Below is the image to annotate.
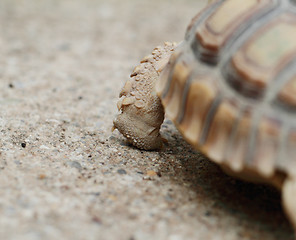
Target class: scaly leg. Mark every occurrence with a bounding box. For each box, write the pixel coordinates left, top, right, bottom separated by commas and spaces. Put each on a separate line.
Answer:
113, 42, 177, 150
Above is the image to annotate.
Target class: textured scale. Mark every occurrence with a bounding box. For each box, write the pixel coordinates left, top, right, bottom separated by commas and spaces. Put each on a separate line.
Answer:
114, 0, 296, 232
113, 42, 177, 150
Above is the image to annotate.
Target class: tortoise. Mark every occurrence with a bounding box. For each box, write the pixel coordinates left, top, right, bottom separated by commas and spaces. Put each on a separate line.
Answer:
113, 0, 296, 232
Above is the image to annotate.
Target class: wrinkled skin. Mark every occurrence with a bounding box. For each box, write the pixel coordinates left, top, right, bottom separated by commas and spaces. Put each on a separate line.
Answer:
113, 42, 176, 150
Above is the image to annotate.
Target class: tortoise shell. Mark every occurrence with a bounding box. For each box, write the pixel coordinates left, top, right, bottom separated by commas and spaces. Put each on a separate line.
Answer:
113, 0, 296, 231
157, 0, 296, 179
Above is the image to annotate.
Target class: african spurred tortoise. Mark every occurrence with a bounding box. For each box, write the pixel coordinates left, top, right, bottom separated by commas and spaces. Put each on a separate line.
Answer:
113, 0, 296, 232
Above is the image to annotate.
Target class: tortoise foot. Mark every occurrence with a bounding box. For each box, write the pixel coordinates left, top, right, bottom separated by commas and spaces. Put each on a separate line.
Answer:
113, 42, 177, 150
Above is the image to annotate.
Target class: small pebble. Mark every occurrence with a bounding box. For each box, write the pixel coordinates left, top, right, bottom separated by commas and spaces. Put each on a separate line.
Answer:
108, 195, 117, 201
205, 211, 212, 217
165, 194, 173, 202
38, 174, 46, 179
68, 161, 82, 170
146, 170, 157, 177
92, 216, 102, 224
117, 169, 127, 175
21, 143, 26, 148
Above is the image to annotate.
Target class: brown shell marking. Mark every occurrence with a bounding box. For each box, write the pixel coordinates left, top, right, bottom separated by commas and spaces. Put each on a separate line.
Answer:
186, 0, 217, 37
253, 117, 280, 176
156, 44, 222, 149
201, 101, 279, 178
161, 61, 192, 121
157, 49, 237, 162
278, 76, 296, 108
202, 100, 240, 164
195, 0, 275, 59
157, 44, 282, 178
178, 77, 217, 146
225, 110, 251, 172
113, 42, 177, 150
232, 13, 296, 89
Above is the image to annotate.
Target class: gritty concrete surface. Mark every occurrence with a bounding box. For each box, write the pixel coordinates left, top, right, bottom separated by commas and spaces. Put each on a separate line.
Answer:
0, 0, 294, 239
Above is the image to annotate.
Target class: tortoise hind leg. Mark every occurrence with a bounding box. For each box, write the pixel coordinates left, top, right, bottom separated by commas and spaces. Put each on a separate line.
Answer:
113, 42, 177, 150
282, 177, 296, 233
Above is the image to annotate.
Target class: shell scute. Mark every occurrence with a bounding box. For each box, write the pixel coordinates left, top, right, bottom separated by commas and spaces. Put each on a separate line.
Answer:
194, 0, 276, 63
252, 117, 280, 177
156, 48, 182, 97
226, 110, 251, 172
161, 60, 192, 121
278, 76, 296, 108
202, 100, 240, 163
178, 76, 218, 146
232, 14, 296, 90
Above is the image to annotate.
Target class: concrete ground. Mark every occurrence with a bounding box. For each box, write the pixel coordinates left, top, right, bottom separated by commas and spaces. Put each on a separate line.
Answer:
0, 0, 294, 239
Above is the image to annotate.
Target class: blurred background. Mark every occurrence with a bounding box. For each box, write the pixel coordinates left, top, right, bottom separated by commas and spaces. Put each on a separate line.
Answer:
0, 0, 294, 239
